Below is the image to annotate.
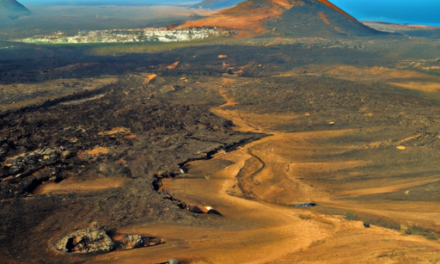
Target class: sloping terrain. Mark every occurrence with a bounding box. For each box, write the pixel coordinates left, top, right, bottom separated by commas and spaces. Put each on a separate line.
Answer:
181, 0, 381, 37
181, 0, 302, 37
2, 0, 440, 261
1, 37, 440, 263
0, 71, 263, 263
0, 0, 30, 21
364, 21, 440, 38
265, 0, 380, 37
190, 0, 245, 10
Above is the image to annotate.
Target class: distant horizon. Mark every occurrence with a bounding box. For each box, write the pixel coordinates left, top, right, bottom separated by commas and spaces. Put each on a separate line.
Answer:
18, 0, 440, 27
20, 0, 199, 6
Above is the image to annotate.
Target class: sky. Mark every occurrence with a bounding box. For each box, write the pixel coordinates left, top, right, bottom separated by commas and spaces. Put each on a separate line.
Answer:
332, 0, 440, 26
19, 0, 440, 26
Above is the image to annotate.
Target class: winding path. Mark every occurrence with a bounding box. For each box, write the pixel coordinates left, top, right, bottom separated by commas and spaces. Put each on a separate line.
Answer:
91, 78, 440, 263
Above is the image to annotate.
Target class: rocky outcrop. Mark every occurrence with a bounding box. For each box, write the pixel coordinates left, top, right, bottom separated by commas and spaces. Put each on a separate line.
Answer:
154, 259, 181, 264
55, 226, 114, 254
54, 222, 167, 255
3, 147, 62, 177
0, 146, 73, 198
294, 202, 316, 208
120, 234, 165, 250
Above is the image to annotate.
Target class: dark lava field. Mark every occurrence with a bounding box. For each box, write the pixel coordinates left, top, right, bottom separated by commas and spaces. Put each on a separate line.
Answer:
1, 26, 440, 263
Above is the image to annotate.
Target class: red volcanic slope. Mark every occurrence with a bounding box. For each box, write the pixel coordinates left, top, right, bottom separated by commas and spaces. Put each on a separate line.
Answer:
316, 0, 356, 20
180, 0, 374, 37
181, 0, 298, 37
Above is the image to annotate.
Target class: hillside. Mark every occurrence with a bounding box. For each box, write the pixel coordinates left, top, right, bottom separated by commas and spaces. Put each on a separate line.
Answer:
0, 0, 31, 21
181, 0, 381, 38
266, 0, 380, 37
191, 0, 245, 10
363, 21, 440, 38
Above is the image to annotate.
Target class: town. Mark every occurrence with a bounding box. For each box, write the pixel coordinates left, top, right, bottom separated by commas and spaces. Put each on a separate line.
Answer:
20, 27, 236, 44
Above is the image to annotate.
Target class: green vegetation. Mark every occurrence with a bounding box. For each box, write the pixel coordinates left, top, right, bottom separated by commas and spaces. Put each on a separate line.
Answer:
89, 39, 216, 55
298, 214, 313, 220
343, 210, 440, 240
344, 211, 398, 231
404, 226, 440, 241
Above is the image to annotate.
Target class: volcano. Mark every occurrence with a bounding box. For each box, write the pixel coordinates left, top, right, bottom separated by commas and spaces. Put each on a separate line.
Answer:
181, 0, 380, 37
0, 0, 31, 21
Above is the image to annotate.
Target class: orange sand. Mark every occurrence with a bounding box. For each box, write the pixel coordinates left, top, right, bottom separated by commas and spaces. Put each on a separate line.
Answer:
167, 61, 180, 69
86, 147, 109, 156
33, 177, 129, 195
143, 74, 157, 84
88, 80, 440, 263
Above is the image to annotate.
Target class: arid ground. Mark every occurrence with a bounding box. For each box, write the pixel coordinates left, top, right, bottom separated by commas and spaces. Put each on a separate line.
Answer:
1, 35, 440, 263
2, 1, 440, 262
